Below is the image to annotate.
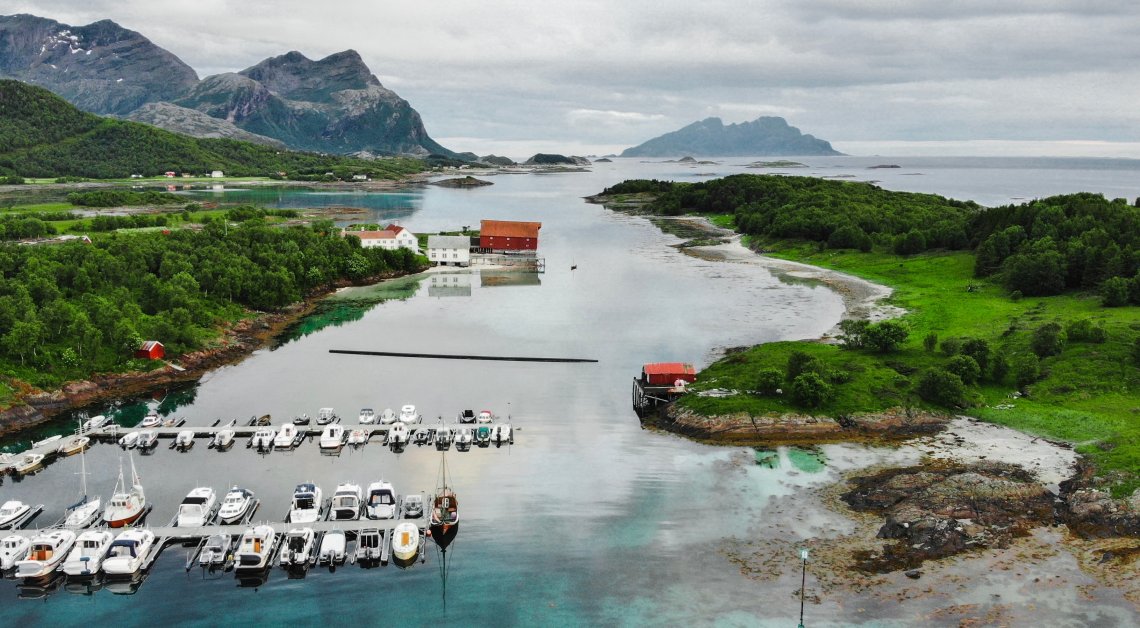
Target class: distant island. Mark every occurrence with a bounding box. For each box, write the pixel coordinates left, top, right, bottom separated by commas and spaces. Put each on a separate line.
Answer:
621, 116, 842, 158
430, 176, 493, 188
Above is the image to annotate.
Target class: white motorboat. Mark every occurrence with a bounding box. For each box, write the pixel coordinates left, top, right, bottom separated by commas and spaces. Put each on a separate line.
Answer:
365, 481, 398, 520
358, 408, 376, 424
347, 429, 369, 446
278, 527, 315, 567
119, 431, 140, 448
217, 487, 256, 525
475, 425, 492, 447
81, 415, 111, 432
15, 529, 77, 579
330, 483, 362, 521
31, 434, 62, 449
355, 528, 381, 562
318, 529, 346, 565
476, 409, 495, 424
402, 494, 424, 519
176, 487, 217, 527
102, 529, 155, 576
64, 447, 101, 529
62, 529, 114, 577
412, 428, 432, 446
13, 453, 45, 475
457, 409, 476, 423
137, 413, 161, 429
137, 429, 158, 449
399, 404, 421, 424
391, 522, 420, 562
212, 427, 236, 449
288, 483, 322, 524
435, 426, 453, 450
319, 424, 345, 450
379, 408, 398, 425
175, 430, 195, 450
274, 424, 299, 449
1, 534, 30, 570
198, 534, 231, 567
493, 423, 513, 445
250, 427, 275, 450
388, 422, 409, 446
316, 407, 338, 425
455, 427, 474, 450
57, 435, 89, 456
103, 455, 146, 528
235, 524, 277, 571
0, 500, 31, 528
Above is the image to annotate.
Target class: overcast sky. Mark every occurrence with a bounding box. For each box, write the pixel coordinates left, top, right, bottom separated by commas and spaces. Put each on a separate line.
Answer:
11, 1, 1140, 157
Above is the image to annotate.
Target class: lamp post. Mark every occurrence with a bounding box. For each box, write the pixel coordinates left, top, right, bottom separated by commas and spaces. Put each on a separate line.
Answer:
798, 548, 809, 628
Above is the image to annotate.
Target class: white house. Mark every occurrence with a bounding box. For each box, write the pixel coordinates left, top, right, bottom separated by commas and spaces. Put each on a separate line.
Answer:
426, 235, 472, 266
347, 224, 419, 253
210, 170, 224, 178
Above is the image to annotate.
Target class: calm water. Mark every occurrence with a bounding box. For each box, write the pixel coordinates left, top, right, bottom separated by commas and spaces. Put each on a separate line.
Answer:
4, 157, 1140, 626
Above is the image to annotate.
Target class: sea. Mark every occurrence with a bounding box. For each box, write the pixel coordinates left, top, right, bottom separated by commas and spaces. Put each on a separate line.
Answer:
2, 156, 1140, 626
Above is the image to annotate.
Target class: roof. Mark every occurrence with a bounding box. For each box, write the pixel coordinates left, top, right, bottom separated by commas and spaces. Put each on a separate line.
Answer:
139, 340, 163, 350
385, 224, 407, 234
480, 220, 542, 239
428, 235, 472, 248
642, 362, 696, 376
353, 230, 397, 240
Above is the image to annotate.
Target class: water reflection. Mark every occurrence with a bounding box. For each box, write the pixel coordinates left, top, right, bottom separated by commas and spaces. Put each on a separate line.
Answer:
754, 447, 828, 473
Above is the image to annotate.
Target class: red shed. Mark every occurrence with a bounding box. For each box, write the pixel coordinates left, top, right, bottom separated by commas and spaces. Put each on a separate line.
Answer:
135, 340, 165, 360
479, 220, 541, 252
641, 362, 697, 386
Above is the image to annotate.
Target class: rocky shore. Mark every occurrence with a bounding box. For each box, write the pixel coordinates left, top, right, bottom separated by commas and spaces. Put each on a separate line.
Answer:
656, 405, 949, 445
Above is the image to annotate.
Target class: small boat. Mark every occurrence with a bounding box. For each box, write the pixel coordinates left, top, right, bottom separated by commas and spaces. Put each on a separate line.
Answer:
136, 430, 158, 450
358, 408, 376, 424
292, 414, 311, 426
102, 529, 155, 576
316, 408, 338, 425
412, 427, 432, 446
217, 487, 256, 525
14, 453, 45, 475
250, 427, 275, 450
402, 494, 424, 519
64, 447, 101, 529
175, 430, 195, 450
319, 424, 345, 450
399, 405, 421, 424
81, 415, 111, 432
251, 414, 272, 426
176, 487, 217, 528
430, 453, 459, 550
16, 529, 77, 579
493, 423, 513, 446
0, 500, 31, 528
365, 481, 398, 520
137, 413, 161, 429
355, 528, 381, 562
199, 533, 231, 567
1, 534, 31, 570
458, 409, 476, 423
476, 410, 495, 424
379, 408, 398, 425
62, 530, 114, 577
288, 483, 322, 524
119, 431, 140, 448
212, 427, 236, 449
103, 455, 145, 528
318, 529, 346, 565
390, 522, 420, 563
347, 429, 369, 446
235, 525, 277, 572
455, 427, 473, 450
279, 527, 315, 568
475, 425, 492, 447
330, 483, 362, 521
435, 426, 453, 450
57, 435, 90, 456
388, 422, 409, 446
32, 434, 63, 449
273, 424, 299, 449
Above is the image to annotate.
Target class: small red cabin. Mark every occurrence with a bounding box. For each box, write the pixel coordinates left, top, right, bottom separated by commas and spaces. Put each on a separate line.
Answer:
479, 219, 541, 252
641, 362, 697, 386
135, 340, 165, 360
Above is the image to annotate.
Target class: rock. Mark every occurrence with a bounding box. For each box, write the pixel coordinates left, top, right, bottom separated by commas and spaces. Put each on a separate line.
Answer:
430, 176, 493, 188
905, 569, 922, 579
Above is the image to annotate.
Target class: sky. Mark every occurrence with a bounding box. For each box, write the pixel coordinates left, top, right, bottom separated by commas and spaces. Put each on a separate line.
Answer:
10, 1, 1140, 158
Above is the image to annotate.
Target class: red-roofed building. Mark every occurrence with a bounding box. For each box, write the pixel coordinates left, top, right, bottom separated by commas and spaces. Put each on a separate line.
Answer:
135, 340, 165, 360
479, 220, 541, 253
344, 225, 418, 252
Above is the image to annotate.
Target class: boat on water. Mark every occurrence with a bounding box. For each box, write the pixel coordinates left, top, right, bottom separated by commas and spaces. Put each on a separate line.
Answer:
175, 430, 195, 450
13, 453, 45, 475
347, 429, 369, 446
288, 483, 322, 524
388, 422, 409, 446
274, 424, 299, 449
475, 425, 492, 447
176, 487, 217, 527
435, 426, 453, 450
1, 534, 31, 570
278, 527, 315, 568
476, 409, 495, 424
458, 409, 476, 424
399, 404, 421, 424
217, 487, 256, 525
365, 481, 398, 520
355, 528, 381, 562
330, 483, 362, 521
119, 431, 140, 449
137, 413, 161, 429
212, 426, 236, 450
16, 529, 77, 579
81, 415, 111, 432
358, 408, 376, 424
430, 453, 459, 550
250, 427, 275, 450
319, 424, 345, 450
402, 494, 424, 519
318, 529, 346, 565
0, 501, 31, 529
61, 530, 114, 577
316, 408, 339, 425
292, 414, 311, 426
235, 525, 277, 572
455, 427, 473, 450
391, 522, 420, 564
32, 434, 62, 449
379, 408, 398, 425
103, 455, 145, 528
64, 447, 101, 529
102, 529, 155, 576
199, 533, 232, 568
57, 435, 89, 456
136, 429, 158, 450
493, 423, 513, 446
412, 427, 432, 446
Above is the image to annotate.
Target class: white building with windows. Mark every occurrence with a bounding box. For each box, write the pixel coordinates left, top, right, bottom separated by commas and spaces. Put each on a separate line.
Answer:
426, 235, 472, 266
346, 224, 419, 253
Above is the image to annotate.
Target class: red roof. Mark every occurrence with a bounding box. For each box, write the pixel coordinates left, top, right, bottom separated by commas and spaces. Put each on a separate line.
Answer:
480, 220, 541, 239
385, 224, 405, 234
139, 340, 164, 351
354, 230, 397, 240
643, 362, 696, 376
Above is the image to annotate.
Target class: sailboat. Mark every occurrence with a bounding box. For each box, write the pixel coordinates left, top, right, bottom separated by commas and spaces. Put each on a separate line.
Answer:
64, 445, 101, 529
429, 453, 459, 550
103, 454, 146, 528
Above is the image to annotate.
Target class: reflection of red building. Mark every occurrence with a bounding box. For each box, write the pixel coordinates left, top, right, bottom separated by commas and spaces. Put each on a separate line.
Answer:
135, 340, 165, 360
479, 220, 541, 253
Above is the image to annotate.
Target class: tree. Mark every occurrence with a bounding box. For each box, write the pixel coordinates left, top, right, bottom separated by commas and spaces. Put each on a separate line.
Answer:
755, 368, 783, 395
786, 351, 825, 381
1065, 319, 1107, 343
990, 352, 1010, 384
864, 320, 909, 353
1030, 322, 1066, 358
1003, 237, 1067, 296
946, 354, 981, 384
790, 372, 832, 408
940, 337, 962, 356
893, 229, 927, 255
960, 338, 991, 373
923, 332, 938, 353
915, 368, 966, 407
1013, 353, 1041, 388
838, 320, 870, 349
1101, 276, 1130, 307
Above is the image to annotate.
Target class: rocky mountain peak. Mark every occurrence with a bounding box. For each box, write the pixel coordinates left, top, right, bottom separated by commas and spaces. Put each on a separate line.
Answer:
239, 49, 379, 102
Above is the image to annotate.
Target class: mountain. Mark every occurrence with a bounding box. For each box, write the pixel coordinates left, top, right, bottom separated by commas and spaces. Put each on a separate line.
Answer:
620, 117, 841, 158
0, 14, 198, 115
0, 14, 452, 157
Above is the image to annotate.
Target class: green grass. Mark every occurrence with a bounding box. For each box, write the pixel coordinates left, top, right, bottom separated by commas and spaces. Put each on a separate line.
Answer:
682, 241, 1140, 495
